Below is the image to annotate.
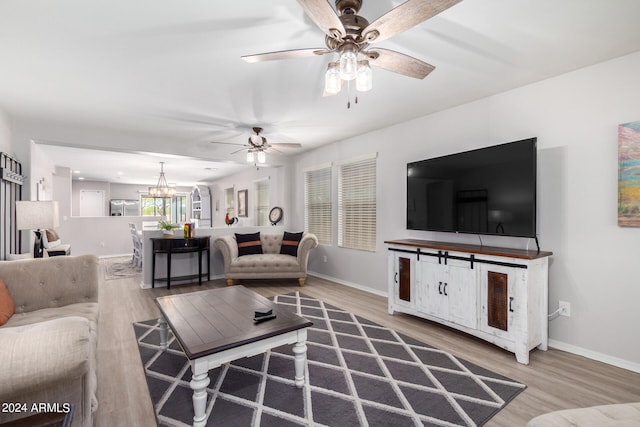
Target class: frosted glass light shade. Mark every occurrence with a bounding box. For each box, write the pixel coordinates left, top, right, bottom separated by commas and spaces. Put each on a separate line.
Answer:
247, 151, 255, 162
257, 151, 266, 164
325, 62, 341, 94
356, 60, 372, 92
339, 45, 357, 81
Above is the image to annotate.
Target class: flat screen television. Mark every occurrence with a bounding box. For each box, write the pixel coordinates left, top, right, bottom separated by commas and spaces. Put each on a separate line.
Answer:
407, 138, 537, 238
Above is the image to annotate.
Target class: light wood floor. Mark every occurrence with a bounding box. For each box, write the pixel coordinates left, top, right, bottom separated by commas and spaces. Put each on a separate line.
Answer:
95, 271, 640, 427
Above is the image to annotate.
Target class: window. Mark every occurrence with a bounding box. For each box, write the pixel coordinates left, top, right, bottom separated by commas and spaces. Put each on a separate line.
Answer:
338, 153, 377, 251
225, 187, 235, 217
304, 164, 332, 244
141, 195, 187, 223
255, 179, 270, 226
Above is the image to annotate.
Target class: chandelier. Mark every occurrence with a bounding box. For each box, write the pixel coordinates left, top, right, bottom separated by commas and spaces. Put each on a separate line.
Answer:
149, 162, 176, 197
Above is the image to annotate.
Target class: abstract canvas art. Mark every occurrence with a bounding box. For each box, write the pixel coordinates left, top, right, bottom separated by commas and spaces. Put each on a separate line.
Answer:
618, 121, 640, 226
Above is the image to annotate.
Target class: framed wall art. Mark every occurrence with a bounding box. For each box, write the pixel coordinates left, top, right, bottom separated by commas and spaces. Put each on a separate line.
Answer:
618, 120, 640, 227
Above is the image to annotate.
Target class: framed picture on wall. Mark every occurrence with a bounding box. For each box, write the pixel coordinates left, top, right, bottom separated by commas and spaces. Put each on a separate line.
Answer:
238, 189, 248, 217
619, 120, 640, 227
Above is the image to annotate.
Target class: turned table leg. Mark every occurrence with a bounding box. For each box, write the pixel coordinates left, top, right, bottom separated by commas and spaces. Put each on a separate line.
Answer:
157, 316, 169, 350
190, 371, 210, 427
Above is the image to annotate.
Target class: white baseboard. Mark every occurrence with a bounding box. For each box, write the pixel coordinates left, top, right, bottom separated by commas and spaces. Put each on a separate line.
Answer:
308, 271, 388, 298
548, 340, 640, 373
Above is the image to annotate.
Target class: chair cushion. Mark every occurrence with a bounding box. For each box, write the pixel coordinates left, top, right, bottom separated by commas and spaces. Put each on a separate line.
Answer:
235, 232, 263, 256
280, 231, 304, 257
0, 279, 15, 326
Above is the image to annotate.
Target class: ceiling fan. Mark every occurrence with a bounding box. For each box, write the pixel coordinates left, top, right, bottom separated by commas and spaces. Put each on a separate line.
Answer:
212, 127, 302, 164
242, 0, 462, 97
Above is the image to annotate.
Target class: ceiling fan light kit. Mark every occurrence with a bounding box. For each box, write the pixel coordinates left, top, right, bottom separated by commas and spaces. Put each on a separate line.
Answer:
242, 0, 463, 102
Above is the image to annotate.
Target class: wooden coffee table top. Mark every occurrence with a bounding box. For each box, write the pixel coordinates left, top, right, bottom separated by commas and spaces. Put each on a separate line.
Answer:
155, 286, 313, 359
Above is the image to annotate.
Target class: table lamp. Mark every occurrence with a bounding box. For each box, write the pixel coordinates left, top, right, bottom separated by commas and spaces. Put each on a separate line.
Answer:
16, 200, 60, 258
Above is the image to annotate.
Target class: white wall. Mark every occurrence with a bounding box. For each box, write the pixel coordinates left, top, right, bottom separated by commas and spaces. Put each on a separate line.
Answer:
206, 163, 290, 228
0, 109, 11, 154
292, 51, 640, 371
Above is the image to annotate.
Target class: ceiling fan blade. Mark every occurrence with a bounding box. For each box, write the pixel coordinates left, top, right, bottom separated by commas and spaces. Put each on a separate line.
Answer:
270, 143, 303, 148
362, 0, 462, 44
297, 0, 346, 40
242, 48, 330, 63
366, 48, 435, 79
230, 147, 250, 154
208, 141, 247, 146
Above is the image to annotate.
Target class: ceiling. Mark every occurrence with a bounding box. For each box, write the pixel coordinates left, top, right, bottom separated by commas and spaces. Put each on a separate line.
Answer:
1, 0, 640, 185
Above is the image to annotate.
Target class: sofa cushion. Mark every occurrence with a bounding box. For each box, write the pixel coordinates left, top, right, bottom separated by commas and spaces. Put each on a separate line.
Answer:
0, 316, 93, 400
0, 279, 15, 326
4, 302, 99, 332
228, 254, 301, 274
280, 231, 304, 257
236, 232, 263, 256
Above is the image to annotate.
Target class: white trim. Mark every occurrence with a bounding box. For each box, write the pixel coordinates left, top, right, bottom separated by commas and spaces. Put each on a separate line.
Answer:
307, 271, 387, 298
303, 162, 332, 173
548, 339, 640, 373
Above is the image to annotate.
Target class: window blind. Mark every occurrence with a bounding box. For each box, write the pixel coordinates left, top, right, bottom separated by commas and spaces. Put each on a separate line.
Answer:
255, 179, 270, 226
304, 165, 332, 244
338, 154, 377, 252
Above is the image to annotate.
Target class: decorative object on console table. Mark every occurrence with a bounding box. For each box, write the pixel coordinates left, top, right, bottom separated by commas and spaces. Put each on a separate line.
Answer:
385, 239, 552, 365
158, 219, 180, 238
16, 200, 59, 258
237, 189, 248, 217
618, 120, 640, 227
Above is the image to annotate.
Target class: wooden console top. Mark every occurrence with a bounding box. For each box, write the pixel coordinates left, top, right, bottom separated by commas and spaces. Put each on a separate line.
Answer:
384, 239, 552, 260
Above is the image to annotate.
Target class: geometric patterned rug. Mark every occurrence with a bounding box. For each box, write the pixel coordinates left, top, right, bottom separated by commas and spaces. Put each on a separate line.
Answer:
133, 292, 526, 426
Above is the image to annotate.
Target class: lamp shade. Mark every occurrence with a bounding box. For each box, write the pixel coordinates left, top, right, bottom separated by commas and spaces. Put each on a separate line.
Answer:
16, 200, 60, 230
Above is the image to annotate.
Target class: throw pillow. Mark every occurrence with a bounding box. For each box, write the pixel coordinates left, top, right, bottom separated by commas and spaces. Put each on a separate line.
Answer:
280, 231, 304, 257
46, 229, 60, 242
235, 232, 263, 256
0, 279, 16, 327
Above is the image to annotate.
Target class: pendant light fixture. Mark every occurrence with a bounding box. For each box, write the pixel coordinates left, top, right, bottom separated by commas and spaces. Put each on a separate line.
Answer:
148, 162, 176, 197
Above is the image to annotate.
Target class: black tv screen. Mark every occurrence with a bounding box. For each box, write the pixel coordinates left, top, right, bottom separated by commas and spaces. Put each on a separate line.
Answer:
407, 138, 537, 237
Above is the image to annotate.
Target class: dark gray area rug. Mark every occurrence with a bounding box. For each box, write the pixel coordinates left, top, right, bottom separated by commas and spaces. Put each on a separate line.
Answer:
133, 292, 525, 426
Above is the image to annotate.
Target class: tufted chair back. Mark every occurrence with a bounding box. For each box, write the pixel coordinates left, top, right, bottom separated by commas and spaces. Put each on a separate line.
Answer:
260, 233, 283, 254
0, 255, 98, 315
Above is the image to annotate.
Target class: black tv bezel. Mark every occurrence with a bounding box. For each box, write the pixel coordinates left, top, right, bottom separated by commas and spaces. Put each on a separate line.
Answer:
406, 137, 537, 238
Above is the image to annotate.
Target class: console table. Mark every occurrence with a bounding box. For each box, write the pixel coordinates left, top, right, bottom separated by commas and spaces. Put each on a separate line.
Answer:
151, 236, 210, 289
385, 239, 552, 364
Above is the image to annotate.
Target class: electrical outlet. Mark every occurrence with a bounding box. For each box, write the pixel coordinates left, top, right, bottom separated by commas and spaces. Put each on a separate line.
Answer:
559, 300, 571, 317
323, 255, 328, 263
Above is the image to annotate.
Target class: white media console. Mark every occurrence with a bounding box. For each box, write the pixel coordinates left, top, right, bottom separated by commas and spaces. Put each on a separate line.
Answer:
386, 239, 552, 364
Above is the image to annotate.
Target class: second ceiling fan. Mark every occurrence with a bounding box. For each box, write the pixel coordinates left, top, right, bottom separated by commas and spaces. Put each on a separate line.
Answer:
242, 0, 462, 96
224, 127, 302, 164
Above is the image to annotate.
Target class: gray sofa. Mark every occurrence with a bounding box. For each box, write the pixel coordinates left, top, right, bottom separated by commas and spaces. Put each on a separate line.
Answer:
0, 255, 99, 427
214, 232, 318, 286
